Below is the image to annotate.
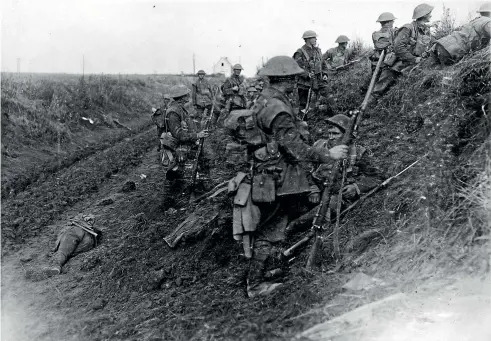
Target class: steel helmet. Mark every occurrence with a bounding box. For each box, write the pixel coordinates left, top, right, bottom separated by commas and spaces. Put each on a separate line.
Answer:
163, 94, 171, 100
325, 114, 351, 133
412, 3, 434, 19
83, 214, 95, 224
335, 35, 350, 43
376, 12, 397, 22
197, 70, 206, 75
302, 30, 317, 39
232, 64, 243, 70
247, 86, 257, 92
257, 56, 303, 77
478, 3, 491, 13
169, 85, 190, 99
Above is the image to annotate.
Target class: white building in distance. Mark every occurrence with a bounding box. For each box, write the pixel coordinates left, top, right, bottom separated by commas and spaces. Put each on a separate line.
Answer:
212, 57, 233, 77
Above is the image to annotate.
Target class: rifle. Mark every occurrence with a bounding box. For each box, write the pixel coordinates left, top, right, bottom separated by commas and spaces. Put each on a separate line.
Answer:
333, 51, 371, 71
189, 88, 218, 200
191, 83, 198, 107
305, 50, 386, 270
284, 150, 423, 260
301, 87, 313, 121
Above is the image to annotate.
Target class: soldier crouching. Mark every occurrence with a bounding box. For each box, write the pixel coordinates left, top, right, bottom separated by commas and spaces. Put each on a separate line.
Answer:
224, 56, 349, 298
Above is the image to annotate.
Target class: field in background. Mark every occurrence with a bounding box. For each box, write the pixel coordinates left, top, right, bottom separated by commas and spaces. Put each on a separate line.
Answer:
0, 72, 224, 198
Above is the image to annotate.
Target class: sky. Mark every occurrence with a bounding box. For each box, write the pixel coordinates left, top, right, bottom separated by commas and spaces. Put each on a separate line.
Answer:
1, 0, 484, 76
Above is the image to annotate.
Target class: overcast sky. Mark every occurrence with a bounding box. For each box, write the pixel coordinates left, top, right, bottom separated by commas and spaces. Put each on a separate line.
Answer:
1, 0, 483, 76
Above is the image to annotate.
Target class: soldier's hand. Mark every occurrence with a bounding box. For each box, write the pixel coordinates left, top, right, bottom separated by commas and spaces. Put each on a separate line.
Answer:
308, 72, 315, 79
342, 184, 357, 199
232, 86, 239, 91
197, 130, 209, 139
308, 192, 320, 204
328, 145, 349, 160
415, 57, 422, 64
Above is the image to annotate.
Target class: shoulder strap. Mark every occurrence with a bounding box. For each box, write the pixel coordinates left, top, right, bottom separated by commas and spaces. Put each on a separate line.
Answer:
300, 47, 311, 61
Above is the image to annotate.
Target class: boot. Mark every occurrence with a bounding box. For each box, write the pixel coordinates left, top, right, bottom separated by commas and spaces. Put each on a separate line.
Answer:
42, 265, 61, 277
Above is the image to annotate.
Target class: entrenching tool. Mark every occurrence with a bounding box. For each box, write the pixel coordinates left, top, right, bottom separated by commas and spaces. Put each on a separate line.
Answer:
305, 50, 386, 271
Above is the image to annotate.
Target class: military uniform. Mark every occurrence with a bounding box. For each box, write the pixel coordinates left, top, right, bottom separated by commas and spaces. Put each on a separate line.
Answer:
323, 46, 355, 70
224, 56, 348, 297
192, 77, 213, 117
42, 214, 101, 277
370, 13, 399, 99
293, 44, 329, 111
393, 23, 433, 72
152, 98, 172, 150
222, 74, 247, 113
310, 140, 383, 209
434, 16, 491, 65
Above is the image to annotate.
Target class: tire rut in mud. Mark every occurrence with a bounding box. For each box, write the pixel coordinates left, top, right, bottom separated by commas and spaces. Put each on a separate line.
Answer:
1, 127, 156, 252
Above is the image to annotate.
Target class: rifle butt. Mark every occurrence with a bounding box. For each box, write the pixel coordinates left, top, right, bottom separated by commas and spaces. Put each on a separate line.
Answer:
306, 236, 322, 270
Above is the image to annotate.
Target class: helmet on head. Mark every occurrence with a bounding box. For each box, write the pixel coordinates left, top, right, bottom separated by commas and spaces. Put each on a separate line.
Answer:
197, 70, 206, 75
302, 30, 317, 39
478, 3, 491, 13
247, 86, 257, 92
232, 64, 243, 70
335, 35, 350, 43
325, 114, 351, 133
169, 85, 190, 99
163, 94, 171, 100
412, 3, 434, 19
257, 56, 303, 77
376, 12, 397, 22
83, 214, 95, 224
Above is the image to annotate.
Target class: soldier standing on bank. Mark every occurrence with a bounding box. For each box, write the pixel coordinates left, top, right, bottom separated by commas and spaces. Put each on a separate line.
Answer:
323, 35, 356, 70
393, 3, 434, 72
160, 85, 210, 184
192, 70, 214, 121
224, 56, 348, 297
221, 64, 247, 115
293, 30, 330, 113
368, 12, 399, 104
152, 94, 172, 151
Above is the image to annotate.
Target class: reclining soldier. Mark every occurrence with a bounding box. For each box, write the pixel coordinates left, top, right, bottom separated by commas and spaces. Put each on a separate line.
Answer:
42, 214, 102, 277
308, 114, 384, 212
160, 85, 210, 179
224, 56, 349, 298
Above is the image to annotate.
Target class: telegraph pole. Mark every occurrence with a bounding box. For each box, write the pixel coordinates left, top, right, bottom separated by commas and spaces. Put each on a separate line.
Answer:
193, 53, 196, 75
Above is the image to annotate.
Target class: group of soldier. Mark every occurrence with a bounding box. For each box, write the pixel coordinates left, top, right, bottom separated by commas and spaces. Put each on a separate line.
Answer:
149, 2, 490, 297
32, 3, 489, 297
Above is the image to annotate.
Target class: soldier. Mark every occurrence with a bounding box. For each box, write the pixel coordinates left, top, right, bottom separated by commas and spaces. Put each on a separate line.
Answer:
246, 86, 258, 108
323, 35, 356, 70
152, 94, 172, 151
192, 70, 214, 120
221, 64, 247, 115
42, 214, 102, 277
432, 3, 491, 65
393, 3, 434, 72
369, 12, 399, 103
293, 30, 329, 112
308, 114, 384, 210
161, 85, 209, 183
224, 56, 348, 297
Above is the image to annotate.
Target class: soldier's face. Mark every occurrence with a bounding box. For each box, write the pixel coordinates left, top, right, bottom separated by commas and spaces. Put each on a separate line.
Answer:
198, 74, 204, 79
339, 42, 348, 49
306, 37, 317, 46
234, 69, 241, 76
328, 127, 343, 144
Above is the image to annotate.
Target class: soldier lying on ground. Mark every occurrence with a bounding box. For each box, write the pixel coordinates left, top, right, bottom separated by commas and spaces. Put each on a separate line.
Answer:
432, 3, 490, 65
42, 214, 102, 277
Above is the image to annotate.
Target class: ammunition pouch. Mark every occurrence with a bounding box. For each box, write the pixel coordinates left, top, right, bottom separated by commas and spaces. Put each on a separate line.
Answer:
383, 51, 397, 66
252, 172, 276, 203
